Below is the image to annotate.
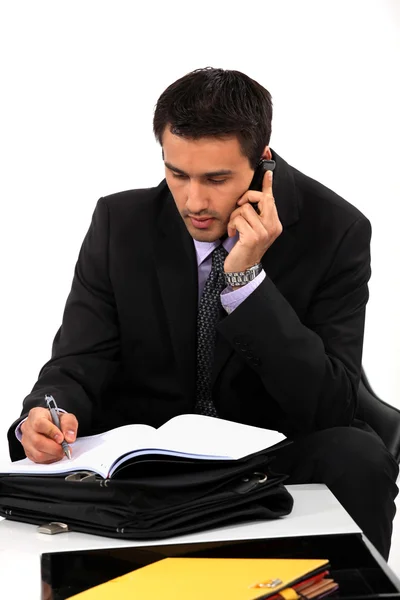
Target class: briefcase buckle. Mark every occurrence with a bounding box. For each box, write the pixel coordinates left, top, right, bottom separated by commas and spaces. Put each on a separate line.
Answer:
37, 521, 69, 535
236, 472, 268, 494
65, 471, 98, 482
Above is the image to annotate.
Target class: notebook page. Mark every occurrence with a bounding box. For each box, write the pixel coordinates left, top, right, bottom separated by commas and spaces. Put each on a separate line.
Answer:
0, 423, 157, 478
156, 414, 286, 459
109, 415, 286, 475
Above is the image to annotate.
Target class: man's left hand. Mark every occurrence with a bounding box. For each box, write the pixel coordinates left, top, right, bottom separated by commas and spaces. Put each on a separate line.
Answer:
224, 170, 283, 273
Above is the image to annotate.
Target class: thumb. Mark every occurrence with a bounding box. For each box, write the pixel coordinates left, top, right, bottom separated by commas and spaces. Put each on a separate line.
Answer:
59, 413, 78, 443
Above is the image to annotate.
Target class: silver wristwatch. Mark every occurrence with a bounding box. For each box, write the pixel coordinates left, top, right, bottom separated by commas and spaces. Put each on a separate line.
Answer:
224, 263, 263, 287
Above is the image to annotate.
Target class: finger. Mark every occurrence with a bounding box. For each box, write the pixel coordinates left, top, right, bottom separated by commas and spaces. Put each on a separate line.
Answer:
240, 202, 267, 229
33, 416, 64, 443
229, 203, 267, 236
262, 168, 274, 194
237, 190, 262, 207
237, 191, 274, 217
29, 430, 65, 454
60, 413, 78, 443
23, 433, 65, 463
227, 221, 236, 237
237, 198, 261, 213
228, 205, 253, 237
237, 170, 274, 208
227, 207, 242, 237
228, 214, 258, 240
229, 202, 262, 222
26, 445, 64, 464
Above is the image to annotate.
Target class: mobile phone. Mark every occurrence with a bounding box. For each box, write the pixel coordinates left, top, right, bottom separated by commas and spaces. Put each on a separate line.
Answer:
248, 159, 276, 214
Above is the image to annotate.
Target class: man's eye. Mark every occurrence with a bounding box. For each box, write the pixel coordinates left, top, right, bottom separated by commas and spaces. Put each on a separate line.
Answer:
208, 179, 226, 185
171, 173, 226, 185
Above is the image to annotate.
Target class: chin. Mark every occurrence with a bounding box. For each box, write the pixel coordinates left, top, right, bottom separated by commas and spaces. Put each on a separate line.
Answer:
192, 233, 220, 242
188, 226, 225, 243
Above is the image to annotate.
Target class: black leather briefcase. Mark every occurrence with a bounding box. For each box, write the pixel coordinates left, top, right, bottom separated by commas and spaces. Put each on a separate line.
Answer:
0, 451, 293, 539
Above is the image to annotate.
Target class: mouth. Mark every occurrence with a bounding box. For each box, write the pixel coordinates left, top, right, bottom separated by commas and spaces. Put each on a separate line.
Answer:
188, 216, 215, 229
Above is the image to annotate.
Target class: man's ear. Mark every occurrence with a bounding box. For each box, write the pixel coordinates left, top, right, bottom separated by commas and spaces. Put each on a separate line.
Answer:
260, 146, 272, 161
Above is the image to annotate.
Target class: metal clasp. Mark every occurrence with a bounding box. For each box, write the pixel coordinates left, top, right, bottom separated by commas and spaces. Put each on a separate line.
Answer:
65, 471, 98, 482
37, 522, 69, 535
236, 472, 268, 494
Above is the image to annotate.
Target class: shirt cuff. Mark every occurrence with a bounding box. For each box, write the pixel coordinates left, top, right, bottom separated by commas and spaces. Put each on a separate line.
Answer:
221, 269, 266, 314
15, 408, 67, 442
15, 418, 28, 442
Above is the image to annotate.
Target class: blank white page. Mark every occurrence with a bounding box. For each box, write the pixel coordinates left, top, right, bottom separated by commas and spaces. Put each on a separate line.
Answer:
156, 414, 286, 459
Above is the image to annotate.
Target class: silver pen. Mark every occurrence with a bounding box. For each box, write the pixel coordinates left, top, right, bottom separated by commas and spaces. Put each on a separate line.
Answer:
45, 394, 72, 460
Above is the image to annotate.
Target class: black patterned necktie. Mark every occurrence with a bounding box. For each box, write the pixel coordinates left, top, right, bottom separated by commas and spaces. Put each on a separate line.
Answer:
195, 244, 228, 417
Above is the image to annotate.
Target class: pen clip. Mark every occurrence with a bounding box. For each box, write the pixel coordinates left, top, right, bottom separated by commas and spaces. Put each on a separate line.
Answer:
45, 394, 58, 412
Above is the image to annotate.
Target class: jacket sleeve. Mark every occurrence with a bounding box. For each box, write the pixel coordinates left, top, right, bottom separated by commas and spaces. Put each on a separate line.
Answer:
8, 198, 120, 460
217, 216, 371, 435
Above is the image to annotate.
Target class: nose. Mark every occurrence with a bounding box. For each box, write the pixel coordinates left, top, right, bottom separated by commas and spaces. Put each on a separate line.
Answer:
186, 180, 209, 215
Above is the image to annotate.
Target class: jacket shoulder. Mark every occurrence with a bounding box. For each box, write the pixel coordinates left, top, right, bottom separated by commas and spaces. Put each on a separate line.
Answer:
292, 166, 369, 226
99, 179, 169, 215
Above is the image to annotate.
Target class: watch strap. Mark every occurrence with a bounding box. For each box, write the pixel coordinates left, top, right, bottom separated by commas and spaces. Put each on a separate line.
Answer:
224, 263, 263, 287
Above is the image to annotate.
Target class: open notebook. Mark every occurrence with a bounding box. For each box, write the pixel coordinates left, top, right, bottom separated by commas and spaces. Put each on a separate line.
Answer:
1, 414, 286, 479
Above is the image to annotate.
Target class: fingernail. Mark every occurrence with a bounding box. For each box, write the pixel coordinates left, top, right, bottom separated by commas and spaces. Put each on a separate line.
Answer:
54, 434, 63, 443
66, 430, 76, 440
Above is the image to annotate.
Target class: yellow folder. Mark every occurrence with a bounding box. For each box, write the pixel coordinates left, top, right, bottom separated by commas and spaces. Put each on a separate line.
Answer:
68, 557, 330, 599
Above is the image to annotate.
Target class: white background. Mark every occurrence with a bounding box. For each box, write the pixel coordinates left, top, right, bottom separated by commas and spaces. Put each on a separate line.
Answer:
0, 0, 399, 568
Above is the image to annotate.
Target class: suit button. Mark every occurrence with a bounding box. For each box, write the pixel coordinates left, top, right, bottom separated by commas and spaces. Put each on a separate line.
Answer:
236, 342, 247, 351
234, 338, 249, 348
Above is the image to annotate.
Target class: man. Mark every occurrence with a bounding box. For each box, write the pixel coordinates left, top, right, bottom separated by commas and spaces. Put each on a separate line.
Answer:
8, 67, 398, 559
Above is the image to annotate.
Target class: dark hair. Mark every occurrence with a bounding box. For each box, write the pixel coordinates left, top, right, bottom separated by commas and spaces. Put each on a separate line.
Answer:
153, 67, 273, 170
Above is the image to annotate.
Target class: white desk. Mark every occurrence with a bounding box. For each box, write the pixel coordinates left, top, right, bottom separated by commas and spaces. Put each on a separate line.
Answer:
0, 484, 364, 598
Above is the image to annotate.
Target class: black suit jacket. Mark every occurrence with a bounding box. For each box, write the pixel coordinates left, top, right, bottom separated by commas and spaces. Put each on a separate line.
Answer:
8, 151, 371, 460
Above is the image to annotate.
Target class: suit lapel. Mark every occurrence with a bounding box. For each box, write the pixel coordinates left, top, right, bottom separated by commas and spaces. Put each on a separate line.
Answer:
153, 190, 198, 405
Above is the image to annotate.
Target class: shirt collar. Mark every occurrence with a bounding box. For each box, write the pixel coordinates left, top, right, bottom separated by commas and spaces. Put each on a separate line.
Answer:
193, 233, 238, 267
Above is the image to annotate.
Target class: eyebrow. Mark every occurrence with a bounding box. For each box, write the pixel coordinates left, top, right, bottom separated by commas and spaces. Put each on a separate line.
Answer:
164, 161, 234, 177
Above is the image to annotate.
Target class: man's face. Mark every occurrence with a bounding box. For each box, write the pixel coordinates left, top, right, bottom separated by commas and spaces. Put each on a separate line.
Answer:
162, 127, 255, 242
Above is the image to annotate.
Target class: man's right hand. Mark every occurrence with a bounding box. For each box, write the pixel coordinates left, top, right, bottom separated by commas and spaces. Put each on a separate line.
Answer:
20, 407, 78, 464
